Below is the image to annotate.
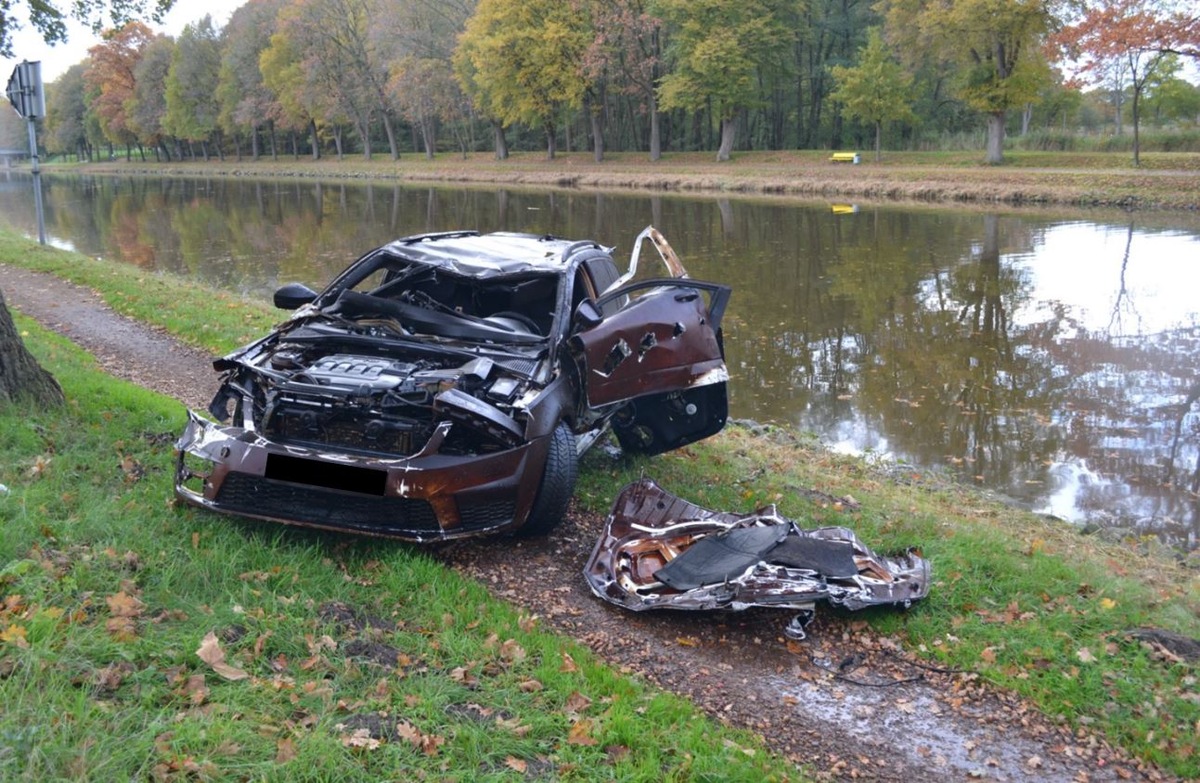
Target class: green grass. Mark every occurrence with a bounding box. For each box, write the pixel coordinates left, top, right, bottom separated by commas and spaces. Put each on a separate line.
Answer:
3, 230, 1199, 776
53, 148, 1200, 210
0, 317, 796, 782
577, 428, 1200, 775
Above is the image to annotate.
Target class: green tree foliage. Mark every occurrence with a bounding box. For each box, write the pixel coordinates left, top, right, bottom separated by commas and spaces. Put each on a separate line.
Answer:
455, 0, 591, 159
654, 0, 798, 161
216, 0, 286, 160
829, 28, 916, 160
163, 16, 220, 157
13, 0, 1200, 164
43, 63, 91, 158
1145, 68, 1200, 127
259, 29, 322, 159
881, 0, 1054, 164
0, 0, 173, 57
128, 34, 173, 159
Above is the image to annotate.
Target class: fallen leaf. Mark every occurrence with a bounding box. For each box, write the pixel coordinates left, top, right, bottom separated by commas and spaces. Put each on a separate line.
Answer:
196, 631, 250, 681
107, 591, 144, 618
499, 639, 525, 664
396, 721, 444, 756
1, 624, 29, 648
564, 691, 592, 718
1076, 647, 1097, 664
340, 728, 380, 750
560, 651, 578, 673
567, 718, 598, 746
275, 737, 297, 763
505, 757, 528, 773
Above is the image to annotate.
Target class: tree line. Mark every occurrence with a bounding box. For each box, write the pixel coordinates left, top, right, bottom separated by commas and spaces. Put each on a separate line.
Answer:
21, 0, 1200, 167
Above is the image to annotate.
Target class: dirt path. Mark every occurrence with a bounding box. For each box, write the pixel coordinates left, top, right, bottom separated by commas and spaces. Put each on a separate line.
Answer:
0, 265, 1170, 781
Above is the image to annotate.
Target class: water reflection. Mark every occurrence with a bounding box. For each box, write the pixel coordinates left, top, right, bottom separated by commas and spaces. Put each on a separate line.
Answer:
2, 172, 1198, 549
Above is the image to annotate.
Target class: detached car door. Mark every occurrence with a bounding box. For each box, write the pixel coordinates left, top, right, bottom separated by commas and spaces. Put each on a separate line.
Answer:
569, 279, 731, 455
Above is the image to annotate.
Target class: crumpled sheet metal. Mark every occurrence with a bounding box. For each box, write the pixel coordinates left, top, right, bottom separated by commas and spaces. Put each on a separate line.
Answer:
584, 478, 930, 616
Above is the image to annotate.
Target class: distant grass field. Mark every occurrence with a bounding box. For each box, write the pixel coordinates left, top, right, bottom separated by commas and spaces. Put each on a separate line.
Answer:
51, 148, 1200, 210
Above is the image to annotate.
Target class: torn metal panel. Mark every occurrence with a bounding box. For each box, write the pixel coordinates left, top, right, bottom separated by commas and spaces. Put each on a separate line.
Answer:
584, 478, 930, 619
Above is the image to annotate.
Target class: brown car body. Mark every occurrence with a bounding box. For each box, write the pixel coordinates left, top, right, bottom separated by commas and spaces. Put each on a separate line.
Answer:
175, 227, 730, 541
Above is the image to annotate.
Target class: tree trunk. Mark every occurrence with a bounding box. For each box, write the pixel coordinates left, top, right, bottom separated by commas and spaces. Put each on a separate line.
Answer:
358, 119, 372, 160
309, 120, 321, 161
251, 124, 260, 161
716, 115, 738, 162
0, 290, 65, 407
382, 113, 399, 161
493, 123, 509, 160
545, 124, 557, 160
875, 120, 882, 162
649, 96, 662, 162
1131, 85, 1142, 167
985, 112, 1005, 165
587, 94, 605, 163
333, 125, 344, 160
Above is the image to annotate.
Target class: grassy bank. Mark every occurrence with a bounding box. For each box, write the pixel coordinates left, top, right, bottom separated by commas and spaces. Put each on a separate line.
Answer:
2, 231, 1199, 777
62, 149, 1200, 211
0, 320, 793, 780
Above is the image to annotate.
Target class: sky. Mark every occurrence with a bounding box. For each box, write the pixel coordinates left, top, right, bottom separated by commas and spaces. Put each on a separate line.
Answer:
3, 1, 248, 84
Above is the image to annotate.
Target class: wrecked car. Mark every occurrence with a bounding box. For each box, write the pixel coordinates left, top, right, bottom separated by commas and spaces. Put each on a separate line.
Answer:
584, 479, 930, 638
175, 227, 730, 541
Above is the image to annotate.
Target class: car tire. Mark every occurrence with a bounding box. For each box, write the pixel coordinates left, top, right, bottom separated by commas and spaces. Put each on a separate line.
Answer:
520, 423, 579, 536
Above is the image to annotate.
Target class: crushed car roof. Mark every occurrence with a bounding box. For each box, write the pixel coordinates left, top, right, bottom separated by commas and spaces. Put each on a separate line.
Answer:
381, 232, 615, 278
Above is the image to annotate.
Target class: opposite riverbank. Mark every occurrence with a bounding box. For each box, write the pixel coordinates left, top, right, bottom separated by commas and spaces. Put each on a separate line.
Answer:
56, 149, 1200, 211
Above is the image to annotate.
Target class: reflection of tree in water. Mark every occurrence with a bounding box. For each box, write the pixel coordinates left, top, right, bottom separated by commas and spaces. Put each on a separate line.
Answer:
786, 208, 1197, 547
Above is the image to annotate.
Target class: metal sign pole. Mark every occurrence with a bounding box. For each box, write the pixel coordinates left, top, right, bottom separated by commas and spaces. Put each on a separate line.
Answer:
26, 116, 46, 245
6, 61, 47, 245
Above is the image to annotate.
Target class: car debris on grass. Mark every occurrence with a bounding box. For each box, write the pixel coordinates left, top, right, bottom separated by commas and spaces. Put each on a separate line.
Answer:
584, 478, 930, 638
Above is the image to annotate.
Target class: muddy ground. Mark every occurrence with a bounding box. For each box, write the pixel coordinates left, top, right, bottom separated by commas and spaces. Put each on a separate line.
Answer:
0, 263, 1173, 781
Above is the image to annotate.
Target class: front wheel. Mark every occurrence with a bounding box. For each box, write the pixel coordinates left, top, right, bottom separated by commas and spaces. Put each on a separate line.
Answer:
520, 423, 579, 536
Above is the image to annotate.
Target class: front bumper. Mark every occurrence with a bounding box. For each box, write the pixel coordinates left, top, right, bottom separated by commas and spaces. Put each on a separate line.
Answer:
174, 410, 546, 541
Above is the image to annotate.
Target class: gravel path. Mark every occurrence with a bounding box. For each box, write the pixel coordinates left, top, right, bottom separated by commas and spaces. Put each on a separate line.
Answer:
0, 265, 1170, 781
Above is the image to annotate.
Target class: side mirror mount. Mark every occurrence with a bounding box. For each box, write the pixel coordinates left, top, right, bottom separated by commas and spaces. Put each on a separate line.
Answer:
274, 282, 319, 310
573, 299, 603, 329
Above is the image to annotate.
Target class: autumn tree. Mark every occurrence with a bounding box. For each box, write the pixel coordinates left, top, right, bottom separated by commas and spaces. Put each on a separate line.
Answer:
44, 63, 93, 160
163, 16, 221, 160
217, 0, 286, 161
829, 28, 916, 161
654, 0, 796, 162
259, 31, 322, 159
452, 21, 509, 159
128, 34, 174, 161
277, 0, 402, 160
582, 0, 666, 160
1049, 0, 1199, 166
881, 0, 1053, 164
85, 21, 155, 160
455, 0, 591, 160
388, 57, 462, 159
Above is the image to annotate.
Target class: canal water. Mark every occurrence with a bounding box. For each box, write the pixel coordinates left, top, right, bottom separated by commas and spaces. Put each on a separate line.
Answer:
2, 172, 1199, 550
